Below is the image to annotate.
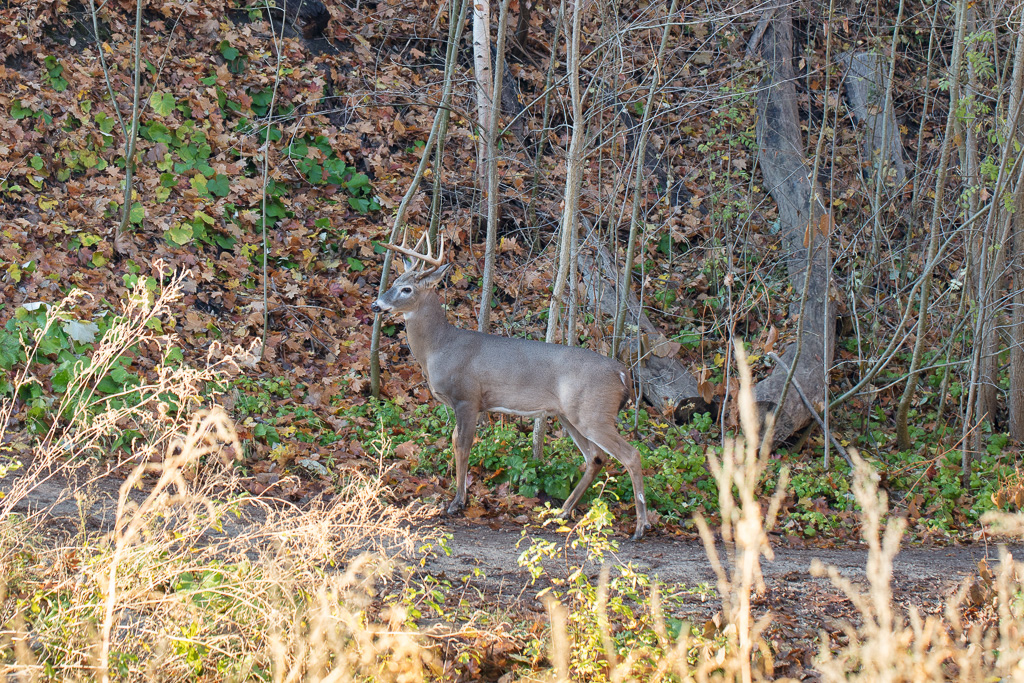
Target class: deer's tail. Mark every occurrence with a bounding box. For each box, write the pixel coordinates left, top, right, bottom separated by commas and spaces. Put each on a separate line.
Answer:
618, 367, 637, 412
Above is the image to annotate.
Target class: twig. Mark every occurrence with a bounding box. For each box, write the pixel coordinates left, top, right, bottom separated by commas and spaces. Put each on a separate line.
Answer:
611, 0, 680, 357
113, 0, 144, 252
258, 0, 288, 360
369, 2, 467, 395
744, 7, 776, 60
477, 0, 513, 333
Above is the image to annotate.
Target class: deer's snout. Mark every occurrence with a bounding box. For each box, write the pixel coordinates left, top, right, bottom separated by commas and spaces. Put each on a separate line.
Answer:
371, 299, 389, 313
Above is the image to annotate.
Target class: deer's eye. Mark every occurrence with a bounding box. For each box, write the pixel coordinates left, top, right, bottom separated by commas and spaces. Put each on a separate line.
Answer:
401, 287, 413, 295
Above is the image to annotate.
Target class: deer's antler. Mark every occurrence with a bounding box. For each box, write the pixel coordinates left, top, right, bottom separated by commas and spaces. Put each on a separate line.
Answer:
386, 231, 446, 270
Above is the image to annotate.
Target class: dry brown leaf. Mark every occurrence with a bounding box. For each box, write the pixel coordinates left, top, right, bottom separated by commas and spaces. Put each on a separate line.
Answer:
394, 441, 421, 460
651, 339, 681, 358
818, 212, 833, 237
763, 325, 779, 354
698, 380, 715, 404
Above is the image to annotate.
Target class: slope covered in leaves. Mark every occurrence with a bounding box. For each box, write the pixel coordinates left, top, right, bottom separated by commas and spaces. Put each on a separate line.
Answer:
0, 0, 1016, 541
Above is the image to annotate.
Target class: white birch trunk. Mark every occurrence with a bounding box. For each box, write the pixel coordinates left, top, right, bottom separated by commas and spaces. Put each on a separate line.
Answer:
472, 0, 493, 177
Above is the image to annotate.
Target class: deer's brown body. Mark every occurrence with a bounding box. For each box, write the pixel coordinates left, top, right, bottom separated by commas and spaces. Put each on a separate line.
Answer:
372, 236, 650, 539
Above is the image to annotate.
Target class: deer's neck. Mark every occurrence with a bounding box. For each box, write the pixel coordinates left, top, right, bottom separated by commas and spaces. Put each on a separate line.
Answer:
402, 293, 452, 370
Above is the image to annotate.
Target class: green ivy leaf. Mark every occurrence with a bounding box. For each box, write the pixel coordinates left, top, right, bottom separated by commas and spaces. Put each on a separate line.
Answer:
165, 223, 194, 246
142, 121, 173, 144
150, 92, 176, 117
94, 111, 115, 135
96, 374, 122, 394
214, 234, 237, 250
0, 332, 24, 370
11, 100, 32, 119
62, 320, 99, 344
129, 202, 145, 225
219, 41, 240, 61
207, 174, 230, 197
347, 257, 365, 272
344, 173, 370, 191
190, 174, 209, 196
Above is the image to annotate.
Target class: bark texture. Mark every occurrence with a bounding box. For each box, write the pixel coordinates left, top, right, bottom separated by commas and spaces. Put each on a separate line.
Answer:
1012, 183, 1024, 439
840, 51, 907, 188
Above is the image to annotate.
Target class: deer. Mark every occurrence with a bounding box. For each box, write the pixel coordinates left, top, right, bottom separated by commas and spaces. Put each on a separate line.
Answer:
370, 232, 651, 540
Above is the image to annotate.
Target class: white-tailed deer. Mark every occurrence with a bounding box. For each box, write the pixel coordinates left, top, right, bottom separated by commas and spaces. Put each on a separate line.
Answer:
371, 233, 650, 539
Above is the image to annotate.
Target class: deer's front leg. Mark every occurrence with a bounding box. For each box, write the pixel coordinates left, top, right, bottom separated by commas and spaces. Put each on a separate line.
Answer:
447, 404, 479, 515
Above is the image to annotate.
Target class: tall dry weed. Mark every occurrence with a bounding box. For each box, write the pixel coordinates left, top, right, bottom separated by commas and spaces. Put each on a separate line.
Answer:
534, 342, 1024, 683
0, 265, 246, 533
814, 451, 1024, 682
687, 342, 788, 682
532, 341, 788, 683
0, 270, 437, 681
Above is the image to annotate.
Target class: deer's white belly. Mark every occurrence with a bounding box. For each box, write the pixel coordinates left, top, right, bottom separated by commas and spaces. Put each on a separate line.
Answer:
489, 406, 547, 419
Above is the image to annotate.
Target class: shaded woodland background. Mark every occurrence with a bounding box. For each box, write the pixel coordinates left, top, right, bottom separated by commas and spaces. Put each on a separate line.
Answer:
1, 0, 1024, 532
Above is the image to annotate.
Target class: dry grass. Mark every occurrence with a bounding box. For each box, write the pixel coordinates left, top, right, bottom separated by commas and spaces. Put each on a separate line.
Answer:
0, 273, 436, 681
810, 453, 1024, 682
5, 284, 1024, 681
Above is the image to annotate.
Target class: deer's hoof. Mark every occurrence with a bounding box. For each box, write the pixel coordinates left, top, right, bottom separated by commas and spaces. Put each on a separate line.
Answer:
446, 500, 465, 516
631, 522, 652, 541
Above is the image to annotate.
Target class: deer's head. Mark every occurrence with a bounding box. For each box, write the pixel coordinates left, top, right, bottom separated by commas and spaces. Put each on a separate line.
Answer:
371, 233, 450, 315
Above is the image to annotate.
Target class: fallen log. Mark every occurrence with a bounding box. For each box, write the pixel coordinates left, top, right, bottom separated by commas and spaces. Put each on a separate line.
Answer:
578, 240, 711, 423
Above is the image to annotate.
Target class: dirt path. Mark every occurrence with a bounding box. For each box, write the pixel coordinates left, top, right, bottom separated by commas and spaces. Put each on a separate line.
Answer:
424, 517, 1002, 611
5, 466, 1003, 594
429, 518, 995, 584
4, 463, 1010, 674
421, 517, 1007, 677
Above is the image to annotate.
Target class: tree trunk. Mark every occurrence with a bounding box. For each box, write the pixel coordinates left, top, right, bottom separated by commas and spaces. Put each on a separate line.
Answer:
1010, 21, 1024, 440
477, 0, 511, 333
839, 50, 907, 189
752, 3, 835, 445
531, 0, 583, 458
472, 0, 493, 177
1012, 180, 1024, 439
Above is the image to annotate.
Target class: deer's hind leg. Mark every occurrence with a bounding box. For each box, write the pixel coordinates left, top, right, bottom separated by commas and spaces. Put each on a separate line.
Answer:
558, 418, 606, 519
576, 423, 650, 540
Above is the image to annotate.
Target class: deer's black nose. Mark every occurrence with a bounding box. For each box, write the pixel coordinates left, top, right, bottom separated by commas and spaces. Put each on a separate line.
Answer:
371, 301, 383, 313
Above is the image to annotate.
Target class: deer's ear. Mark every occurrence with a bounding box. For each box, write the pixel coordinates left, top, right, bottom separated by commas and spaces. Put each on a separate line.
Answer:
400, 256, 417, 274
418, 264, 451, 286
